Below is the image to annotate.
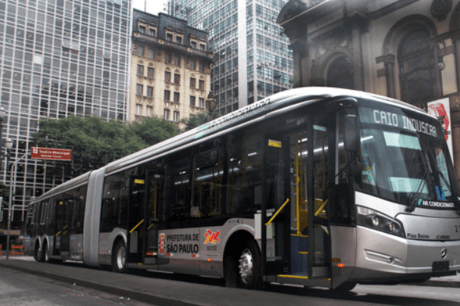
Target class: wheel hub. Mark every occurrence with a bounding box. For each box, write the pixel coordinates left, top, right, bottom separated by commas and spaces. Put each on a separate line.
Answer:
116, 246, 126, 269
238, 248, 253, 285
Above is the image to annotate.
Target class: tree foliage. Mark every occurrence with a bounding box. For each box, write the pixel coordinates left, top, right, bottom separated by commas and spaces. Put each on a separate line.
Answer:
180, 111, 219, 131
0, 182, 10, 207
31, 115, 181, 177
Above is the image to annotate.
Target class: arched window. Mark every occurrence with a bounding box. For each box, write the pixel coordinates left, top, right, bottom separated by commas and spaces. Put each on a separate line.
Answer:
326, 56, 354, 89
398, 29, 437, 108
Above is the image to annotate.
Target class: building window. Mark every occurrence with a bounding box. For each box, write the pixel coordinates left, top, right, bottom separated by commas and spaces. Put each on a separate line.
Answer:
199, 62, 204, 72
166, 33, 173, 41
176, 36, 182, 44
173, 92, 180, 103
326, 56, 353, 90
190, 78, 196, 88
147, 49, 154, 59
165, 71, 171, 82
199, 80, 204, 90
136, 104, 143, 115
148, 67, 154, 79
398, 29, 437, 107
137, 64, 144, 76
165, 53, 171, 63
173, 111, 180, 122
164, 90, 170, 101
190, 60, 196, 70
138, 46, 144, 57
191, 41, 197, 49
147, 86, 153, 98
190, 96, 196, 106
147, 106, 153, 117
174, 73, 180, 84
164, 109, 170, 120
200, 43, 205, 51
139, 25, 146, 34
136, 84, 143, 96
149, 28, 156, 36
174, 55, 181, 66
199, 97, 204, 108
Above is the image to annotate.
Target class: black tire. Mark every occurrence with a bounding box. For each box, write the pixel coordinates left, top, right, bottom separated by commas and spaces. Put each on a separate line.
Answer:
41, 242, 50, 263
34, 242, 43, 262
112, 241, 128, 273
225, 239, 261, 289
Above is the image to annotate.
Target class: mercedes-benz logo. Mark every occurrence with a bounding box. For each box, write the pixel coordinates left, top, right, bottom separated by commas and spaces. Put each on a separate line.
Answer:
441, 248, 447, 259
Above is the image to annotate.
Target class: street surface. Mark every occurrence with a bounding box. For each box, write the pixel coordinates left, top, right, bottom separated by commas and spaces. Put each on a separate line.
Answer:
0, 257, 459, 306
0, 265, 152, 306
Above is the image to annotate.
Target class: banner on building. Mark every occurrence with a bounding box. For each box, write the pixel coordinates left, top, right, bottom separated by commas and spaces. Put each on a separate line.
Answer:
427, 98, 453, 163
31, 147, 72, 161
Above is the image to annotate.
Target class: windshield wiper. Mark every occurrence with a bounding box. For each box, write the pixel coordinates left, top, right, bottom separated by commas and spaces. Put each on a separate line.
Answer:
406, 171, 429, 212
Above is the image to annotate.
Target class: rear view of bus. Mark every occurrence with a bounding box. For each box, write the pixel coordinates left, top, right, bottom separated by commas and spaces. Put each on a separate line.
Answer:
339, 97, 460, 285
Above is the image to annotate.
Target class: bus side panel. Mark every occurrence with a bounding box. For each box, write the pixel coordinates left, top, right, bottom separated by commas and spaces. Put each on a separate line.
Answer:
98, 228, 127, 265
69, 234, 83, 261
82, 168, 106, 266
330, 226, 357, 288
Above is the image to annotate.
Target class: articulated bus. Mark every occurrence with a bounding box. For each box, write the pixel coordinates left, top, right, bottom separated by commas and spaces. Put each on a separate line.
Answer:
26, 87, 460, 290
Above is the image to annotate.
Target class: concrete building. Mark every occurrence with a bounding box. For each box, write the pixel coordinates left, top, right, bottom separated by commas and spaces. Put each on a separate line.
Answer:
0, 0, 132, 222
278, 0, 460, 182
170, 0, 293, 115
130, 9, 212, 126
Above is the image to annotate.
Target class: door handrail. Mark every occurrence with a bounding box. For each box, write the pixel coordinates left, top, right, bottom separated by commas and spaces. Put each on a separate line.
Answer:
129, 219, 144, 233
265, 199, 289, 226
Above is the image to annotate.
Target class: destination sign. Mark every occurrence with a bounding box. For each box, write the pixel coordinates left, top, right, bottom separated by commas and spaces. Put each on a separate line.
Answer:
359, 108, 438, 138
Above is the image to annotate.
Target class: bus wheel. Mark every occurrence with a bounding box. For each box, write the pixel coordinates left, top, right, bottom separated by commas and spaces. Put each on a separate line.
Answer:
112, 241, 127, 273
237, 240, 261, 289
34, 243, 43, 262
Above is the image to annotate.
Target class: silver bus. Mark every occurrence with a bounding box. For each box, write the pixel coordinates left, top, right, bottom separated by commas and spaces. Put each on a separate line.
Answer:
26, 87, 460, 291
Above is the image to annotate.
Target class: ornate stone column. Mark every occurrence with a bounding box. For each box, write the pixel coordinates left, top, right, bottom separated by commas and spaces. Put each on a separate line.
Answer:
376, 54, 396, 99
351, 23, 364, 91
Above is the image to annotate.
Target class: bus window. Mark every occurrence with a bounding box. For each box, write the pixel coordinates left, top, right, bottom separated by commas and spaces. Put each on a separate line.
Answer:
192, 140, 224, 218
169, 154, 192, 222
101, 172, 130, 232
226, 131, 263, 215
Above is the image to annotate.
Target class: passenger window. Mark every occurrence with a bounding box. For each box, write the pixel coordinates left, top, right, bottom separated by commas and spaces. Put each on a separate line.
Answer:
169, 153, 191, 221
226, 131, 263, 214
192, 140, 224, 218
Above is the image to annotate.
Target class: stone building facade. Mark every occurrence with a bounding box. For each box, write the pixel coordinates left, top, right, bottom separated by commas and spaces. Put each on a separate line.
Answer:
278, 0, 460, 181
130, 10, 212, 127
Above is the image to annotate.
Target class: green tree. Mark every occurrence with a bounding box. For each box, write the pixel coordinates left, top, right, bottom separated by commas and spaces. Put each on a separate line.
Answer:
180, 111, 219, 131
32, 116, 144, 176
31, 115, 182, 178
130, 116, 181, 145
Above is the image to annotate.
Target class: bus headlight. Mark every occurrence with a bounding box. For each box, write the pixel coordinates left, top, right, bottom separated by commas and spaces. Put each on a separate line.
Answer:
357, 206, 405, 238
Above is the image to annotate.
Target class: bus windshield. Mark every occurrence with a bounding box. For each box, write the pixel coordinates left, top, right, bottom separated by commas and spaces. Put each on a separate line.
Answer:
356, 100, 459, 207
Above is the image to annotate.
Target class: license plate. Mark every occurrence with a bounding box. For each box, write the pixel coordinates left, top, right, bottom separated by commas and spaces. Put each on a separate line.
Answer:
432, 261, 449, 272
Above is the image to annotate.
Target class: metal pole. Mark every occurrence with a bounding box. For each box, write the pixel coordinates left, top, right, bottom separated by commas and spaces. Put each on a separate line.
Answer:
6, 153, 28, 260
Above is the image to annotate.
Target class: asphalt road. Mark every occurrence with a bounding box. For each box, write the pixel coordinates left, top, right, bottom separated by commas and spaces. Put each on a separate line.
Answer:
0, 266, 153, 306
1, 257, 459, 306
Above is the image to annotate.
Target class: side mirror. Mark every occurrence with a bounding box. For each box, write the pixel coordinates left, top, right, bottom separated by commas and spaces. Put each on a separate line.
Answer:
343, 114, 360, 153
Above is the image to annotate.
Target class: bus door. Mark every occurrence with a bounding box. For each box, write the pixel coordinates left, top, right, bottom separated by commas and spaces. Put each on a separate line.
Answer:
262, 135, 290, 275
144, 169, 165, 264
127, 176, 147, 264
278, 116, 332, 279
54, 197, 70, 256
305, 117, 332, 278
